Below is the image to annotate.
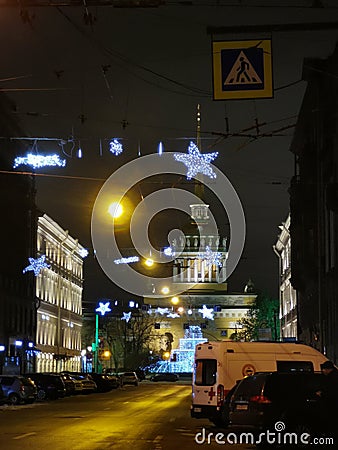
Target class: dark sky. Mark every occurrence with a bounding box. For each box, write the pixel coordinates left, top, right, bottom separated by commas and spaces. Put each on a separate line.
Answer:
1, 1, 338, 304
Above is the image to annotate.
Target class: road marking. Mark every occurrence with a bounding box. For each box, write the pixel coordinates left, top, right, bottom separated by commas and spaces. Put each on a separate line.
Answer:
153, 435, 163, 442
13, 432, 37, 440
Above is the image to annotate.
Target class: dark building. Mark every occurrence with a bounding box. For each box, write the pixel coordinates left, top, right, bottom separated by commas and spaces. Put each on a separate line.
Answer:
0, 93, 37, 374
289, 43, 338, 362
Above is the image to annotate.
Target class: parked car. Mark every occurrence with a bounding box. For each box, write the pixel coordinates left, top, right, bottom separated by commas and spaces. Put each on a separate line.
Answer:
0, 385, 7, 405
68, 373, 97, 393
0, 375, 37, 405
150, 373, 179, 382
119, 371, 139, 386
90, 373, 115, 392
229, 371, 324, 434
58, 372, 76, 396
28, 373, 66, 401
104, 373, 121, 389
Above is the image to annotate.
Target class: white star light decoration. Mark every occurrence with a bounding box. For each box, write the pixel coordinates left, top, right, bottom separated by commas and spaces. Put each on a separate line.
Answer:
199, 246, 223, 267
198, 304, 215, 320
121, 312, 131, 322
109, 139, 123, 156
23, 255, 50, 276
96, 302, 111, 316
14, 153, 66, 169
173, 141, 218, 180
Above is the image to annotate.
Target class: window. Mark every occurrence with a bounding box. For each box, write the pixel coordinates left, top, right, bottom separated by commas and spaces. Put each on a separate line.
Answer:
194, 359, 217, 386
276, 360, 313, 373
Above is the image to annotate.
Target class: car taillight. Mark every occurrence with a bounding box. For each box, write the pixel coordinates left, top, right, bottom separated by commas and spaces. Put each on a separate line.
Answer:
249, 395, 271, 404
217, 384, 224, 407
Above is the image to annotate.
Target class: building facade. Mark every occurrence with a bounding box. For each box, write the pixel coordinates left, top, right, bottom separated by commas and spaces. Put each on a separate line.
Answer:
289, 43, 338, 362
35, 214, 86, 372
274, 214, 298, 339
0, 93, 37, 375
143, 203, 256, 372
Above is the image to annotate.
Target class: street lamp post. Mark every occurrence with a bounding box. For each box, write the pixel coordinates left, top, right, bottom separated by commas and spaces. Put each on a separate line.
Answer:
94, 301, 111, 373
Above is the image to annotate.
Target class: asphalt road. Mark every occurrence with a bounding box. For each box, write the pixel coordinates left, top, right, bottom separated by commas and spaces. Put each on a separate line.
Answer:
0, 381, 253, 450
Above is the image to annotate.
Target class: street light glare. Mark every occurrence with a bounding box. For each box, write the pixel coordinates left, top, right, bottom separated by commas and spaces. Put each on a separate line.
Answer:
108, 202, 123, 218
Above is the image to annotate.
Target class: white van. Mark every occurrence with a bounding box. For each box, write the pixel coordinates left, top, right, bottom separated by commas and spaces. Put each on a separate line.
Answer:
191, 340, 328, 426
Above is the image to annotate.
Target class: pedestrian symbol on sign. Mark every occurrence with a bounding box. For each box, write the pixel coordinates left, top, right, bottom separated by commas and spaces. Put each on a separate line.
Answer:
224, 51, 262, 86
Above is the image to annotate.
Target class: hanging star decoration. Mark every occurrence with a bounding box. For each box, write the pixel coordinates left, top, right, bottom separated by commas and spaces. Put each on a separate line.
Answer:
121, 312, 131, 322
95, 302, 111, 316
173, 141, 218, 180
23, 255, 50, 276
109, 139, 123, 156
199, 246, 223, 267
198, 304, 214, 320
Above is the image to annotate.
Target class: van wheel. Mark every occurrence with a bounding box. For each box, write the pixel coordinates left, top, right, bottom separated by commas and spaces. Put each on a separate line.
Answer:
8, 393, 20, 405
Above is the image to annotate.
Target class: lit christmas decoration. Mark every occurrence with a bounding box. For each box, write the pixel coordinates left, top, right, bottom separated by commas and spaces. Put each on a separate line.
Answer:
14, 153, 66, 169
154, 307, 170, 315
121, 312, 131, 322
23, 255, 50, 276
114, 256, 140, 264
109, 139, 123, 156
166, 312, 180, 318
79, 248, 89, 258
95, 302, 111, 316
198, 304, 214, 320
163, 247, 173, 257
173, 141, 218, 180
158, 141, 164, 155
199, 246, 223, 267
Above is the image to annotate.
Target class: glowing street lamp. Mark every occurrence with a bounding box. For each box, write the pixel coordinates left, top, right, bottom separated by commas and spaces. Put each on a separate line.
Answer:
108, 202, 123, 219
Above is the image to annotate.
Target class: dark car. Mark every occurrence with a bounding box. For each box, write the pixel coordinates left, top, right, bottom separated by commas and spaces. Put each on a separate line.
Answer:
0, 385, 6, 405
90, 373, 114, 392
229, 371, 324, 434
57, 372, 76, 396
150, 373, 179, 382
0, 375, 37, 405
29, 373, 66, 401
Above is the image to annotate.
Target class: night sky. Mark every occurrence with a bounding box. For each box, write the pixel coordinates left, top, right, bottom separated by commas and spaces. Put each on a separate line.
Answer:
1, 1, 338, 306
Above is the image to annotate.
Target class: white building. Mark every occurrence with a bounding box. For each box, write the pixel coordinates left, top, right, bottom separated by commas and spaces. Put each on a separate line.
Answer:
274, 214, 298, 339
35, 214, 86, 372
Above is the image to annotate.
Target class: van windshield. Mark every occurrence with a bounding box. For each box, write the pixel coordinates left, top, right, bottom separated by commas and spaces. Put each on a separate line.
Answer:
195, 359, 217, 386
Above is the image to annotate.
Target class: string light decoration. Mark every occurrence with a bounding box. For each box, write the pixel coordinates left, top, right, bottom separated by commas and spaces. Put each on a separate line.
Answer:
173, 141, 218, 180
166, 312, 180, 318
95, 302, 111, 316
199, 246, 223, 267
198, 304, 214, 320
13, 153, 66, 169
163, 247, 173, 257
158, 141, 164, 155
114, 256, 139, 264
109, 139, 123, 156
23, 255, 50, 276
121, 312, 131, 322
154, 307, 170, 315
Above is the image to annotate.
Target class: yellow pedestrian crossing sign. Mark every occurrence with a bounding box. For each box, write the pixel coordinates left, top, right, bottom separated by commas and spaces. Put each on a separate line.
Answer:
212, 39, 273, 100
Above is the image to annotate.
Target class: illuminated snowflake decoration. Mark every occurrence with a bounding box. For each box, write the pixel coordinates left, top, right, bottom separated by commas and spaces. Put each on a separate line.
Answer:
198, 304, 214, 320
79, 248, 89, 258
173, 141, 218, 180
114, 256, 139, 265
163, 247, 173, 257
23, 255, 50, 276
199, 246, 223, 267
14, 153, 66, 169
109, 139, 123, 156
121, 312, 131, 322
95, 302, 111, 316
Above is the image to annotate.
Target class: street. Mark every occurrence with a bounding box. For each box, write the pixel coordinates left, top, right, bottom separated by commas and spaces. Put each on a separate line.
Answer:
0, 382, 253, 450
